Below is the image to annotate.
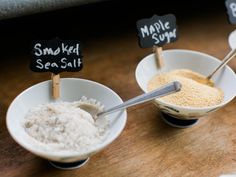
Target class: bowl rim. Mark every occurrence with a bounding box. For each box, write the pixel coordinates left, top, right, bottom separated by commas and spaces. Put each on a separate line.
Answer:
6, 78, 127, 159
228, 29, 236, 50
135, 49, 236, 111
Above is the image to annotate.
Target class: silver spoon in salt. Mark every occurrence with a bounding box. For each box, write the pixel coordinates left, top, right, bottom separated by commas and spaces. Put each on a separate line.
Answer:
78, 81, 181, 119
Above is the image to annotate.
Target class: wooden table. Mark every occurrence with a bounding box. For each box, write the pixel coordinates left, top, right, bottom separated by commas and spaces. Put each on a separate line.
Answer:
1, 5, 236, 177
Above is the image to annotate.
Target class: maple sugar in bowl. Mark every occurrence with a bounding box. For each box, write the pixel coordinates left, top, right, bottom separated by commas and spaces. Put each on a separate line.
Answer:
135, 49, 236, 128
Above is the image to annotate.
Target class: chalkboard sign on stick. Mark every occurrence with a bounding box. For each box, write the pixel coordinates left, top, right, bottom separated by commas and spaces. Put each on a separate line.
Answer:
30, 38, 83, 74
136, 14, 178, 68
136, 14, 177, 48
226, 0, 236, 24
30, 38, 83, 99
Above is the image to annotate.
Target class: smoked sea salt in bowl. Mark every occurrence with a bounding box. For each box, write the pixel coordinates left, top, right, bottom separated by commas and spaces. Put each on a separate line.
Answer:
135, 49, 236, 128
6, 78, 127, 169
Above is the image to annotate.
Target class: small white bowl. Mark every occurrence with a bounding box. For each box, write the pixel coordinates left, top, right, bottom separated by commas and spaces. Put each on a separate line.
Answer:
7, 78, 127, 163
135, 49, 236, 121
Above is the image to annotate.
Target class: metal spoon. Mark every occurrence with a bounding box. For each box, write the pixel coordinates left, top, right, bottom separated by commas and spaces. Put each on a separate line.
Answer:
78, 81, 181, 119
200, 48, 236, 86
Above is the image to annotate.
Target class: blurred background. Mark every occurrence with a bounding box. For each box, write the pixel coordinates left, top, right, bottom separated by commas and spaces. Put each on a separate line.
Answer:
0, 0, 227, 57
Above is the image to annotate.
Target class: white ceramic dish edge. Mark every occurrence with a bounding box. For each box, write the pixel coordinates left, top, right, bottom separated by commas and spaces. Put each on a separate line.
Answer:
6, 78, 127, 162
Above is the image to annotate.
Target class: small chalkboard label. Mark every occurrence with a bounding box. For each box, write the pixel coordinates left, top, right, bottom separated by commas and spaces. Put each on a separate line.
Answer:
136, 14, 178, 48
30, 38, 83, 74
226, 0, 236, 24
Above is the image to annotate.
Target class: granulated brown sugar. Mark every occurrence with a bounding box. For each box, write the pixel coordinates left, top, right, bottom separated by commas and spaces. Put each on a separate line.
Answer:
147, 69, 224, 107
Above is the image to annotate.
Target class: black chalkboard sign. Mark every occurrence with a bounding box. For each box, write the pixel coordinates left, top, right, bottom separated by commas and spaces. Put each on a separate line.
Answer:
136, 14, 178, 48
30, 38, 83, 74
226, 0, 236, 24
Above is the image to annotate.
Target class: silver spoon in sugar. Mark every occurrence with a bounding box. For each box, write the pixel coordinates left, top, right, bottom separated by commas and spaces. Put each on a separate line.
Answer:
177, 30, 236, 87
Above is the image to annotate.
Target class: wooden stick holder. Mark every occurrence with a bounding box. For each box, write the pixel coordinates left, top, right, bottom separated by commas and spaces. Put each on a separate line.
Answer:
153, 46, 164, 68
51, 73, 60, 99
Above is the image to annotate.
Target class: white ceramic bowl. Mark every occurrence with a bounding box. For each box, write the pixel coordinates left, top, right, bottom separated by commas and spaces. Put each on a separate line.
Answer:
228, 29, 236, 49
135, 49, 236, 119
7, 78, 127, 163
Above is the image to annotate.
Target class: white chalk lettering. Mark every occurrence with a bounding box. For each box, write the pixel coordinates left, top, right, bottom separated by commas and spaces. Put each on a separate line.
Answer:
77, 58, 82, 67
68, 46, 73, 54
67, 61, 73, 67
34, 43, 43, 56
230, 3, 236, 17
153, 23, 161, 33
51, 62, 58, 68
32, 40, 82, 73
54, 47, 60, 55
45, 62, 50, 69
140, 20, 173, 39
61, 43, 79, 55
61, 58, 67, 69
159, 34, 165, 41
164, 22, 170, 29
141, 25, 149, 38
34, 43, 80, 56
149, 25, 155, 35
73, 44, 80, 55
164, 32, 170, 43
43, 47, 60, 56
36, 59, 44, 69
62, 43, 68, 55
62, 43, 72, 55
60, 58, 82, 69
34, 43, 61, 56
151, 28, 176, 45
152, 33, 159, 44
169, 29, 177, 38
36, 61, 59, 70
158, 20, 165, 30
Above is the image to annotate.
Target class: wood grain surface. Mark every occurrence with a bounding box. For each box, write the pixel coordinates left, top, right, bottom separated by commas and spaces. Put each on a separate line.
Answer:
1, 5, 236, 177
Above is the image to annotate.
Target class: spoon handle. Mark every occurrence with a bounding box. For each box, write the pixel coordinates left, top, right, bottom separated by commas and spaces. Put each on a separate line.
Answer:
97, 81, 181, 117
207, 48, 236, 80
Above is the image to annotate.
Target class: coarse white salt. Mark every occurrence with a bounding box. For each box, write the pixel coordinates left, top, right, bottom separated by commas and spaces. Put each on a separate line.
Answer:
23, 99, 108, 153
